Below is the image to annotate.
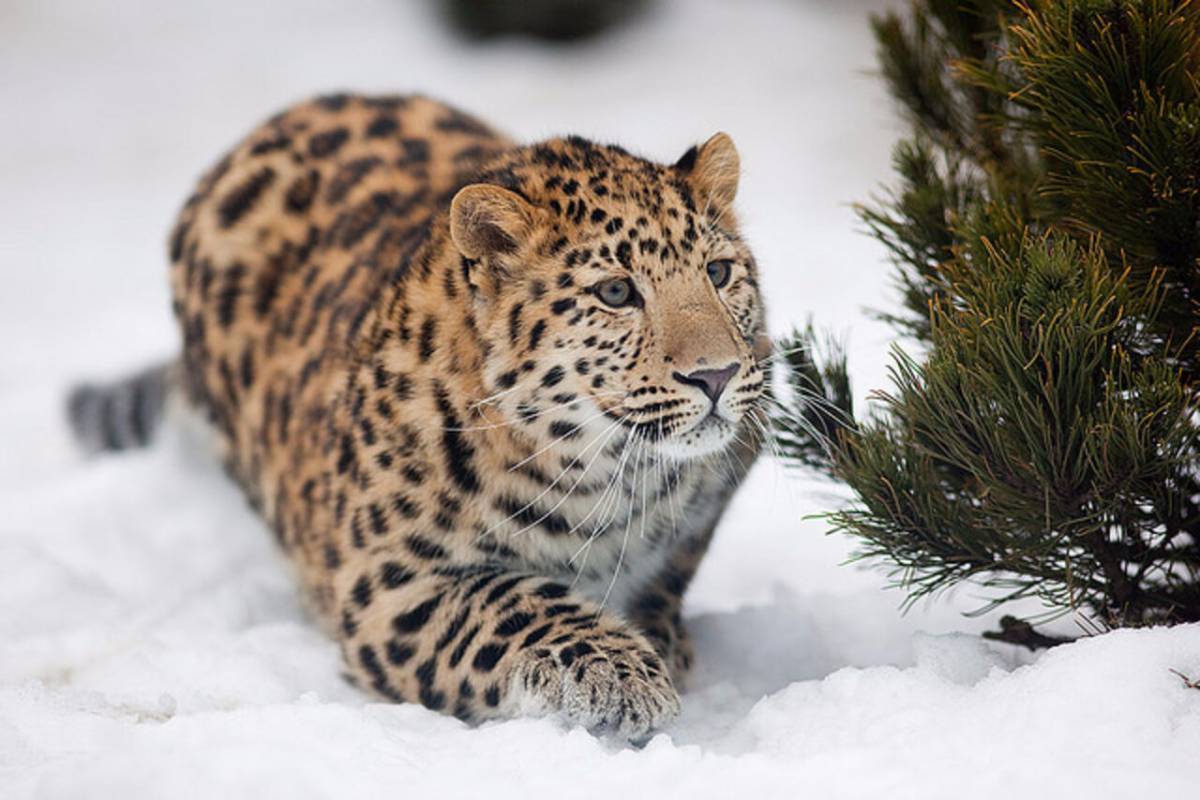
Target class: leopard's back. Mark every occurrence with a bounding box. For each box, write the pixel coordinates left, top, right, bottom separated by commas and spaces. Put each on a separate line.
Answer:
168, 94, 512, 561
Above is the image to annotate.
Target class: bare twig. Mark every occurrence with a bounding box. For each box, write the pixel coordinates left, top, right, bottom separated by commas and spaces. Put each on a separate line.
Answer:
1168, 669, 1200, 690
981, 615, 1073, 651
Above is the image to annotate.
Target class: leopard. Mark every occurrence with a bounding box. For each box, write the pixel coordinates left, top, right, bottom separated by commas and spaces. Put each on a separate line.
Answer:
68, 92, 771, 739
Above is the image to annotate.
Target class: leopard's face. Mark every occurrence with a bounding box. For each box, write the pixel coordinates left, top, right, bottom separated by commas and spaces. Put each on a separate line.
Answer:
454, 135, 767, 464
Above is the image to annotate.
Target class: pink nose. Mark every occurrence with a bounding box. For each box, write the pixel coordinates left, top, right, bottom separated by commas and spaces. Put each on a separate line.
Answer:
672, 362, 739, 403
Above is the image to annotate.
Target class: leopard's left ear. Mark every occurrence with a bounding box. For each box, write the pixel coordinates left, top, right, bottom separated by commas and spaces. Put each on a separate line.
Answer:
674, 132, 740, 213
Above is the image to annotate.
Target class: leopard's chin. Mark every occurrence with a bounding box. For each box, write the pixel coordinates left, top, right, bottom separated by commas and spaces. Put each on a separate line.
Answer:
654, 415, 740, 462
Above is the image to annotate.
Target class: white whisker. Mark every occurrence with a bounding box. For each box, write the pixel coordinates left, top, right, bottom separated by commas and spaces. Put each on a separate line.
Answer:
507, 405, 618, 472
598, 436, 646, 612
504, 417, 627, 541
448, 390, 626, 433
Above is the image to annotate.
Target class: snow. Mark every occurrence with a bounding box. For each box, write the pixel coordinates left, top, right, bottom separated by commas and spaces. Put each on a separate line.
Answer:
2, 0, 1199, 797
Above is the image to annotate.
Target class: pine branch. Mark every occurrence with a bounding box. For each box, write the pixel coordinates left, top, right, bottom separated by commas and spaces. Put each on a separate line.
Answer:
774, 0, 1200, 628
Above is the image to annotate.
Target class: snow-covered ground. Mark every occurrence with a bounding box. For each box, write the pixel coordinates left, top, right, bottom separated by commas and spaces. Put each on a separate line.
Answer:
2, 1, 1198, 797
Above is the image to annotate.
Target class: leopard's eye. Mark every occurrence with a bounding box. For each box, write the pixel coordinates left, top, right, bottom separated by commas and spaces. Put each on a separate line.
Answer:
706, 259, 734, 289
594, 277, 637, 308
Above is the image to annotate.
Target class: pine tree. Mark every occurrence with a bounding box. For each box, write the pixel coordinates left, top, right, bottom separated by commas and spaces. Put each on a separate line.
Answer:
774, 0, 1200, 633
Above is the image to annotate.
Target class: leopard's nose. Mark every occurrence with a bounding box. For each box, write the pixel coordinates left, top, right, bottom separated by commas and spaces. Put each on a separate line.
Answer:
672, 362, 739, 404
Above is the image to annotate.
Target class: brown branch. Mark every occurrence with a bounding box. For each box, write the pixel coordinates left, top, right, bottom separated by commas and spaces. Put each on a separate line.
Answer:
981, 615, 1073, 651
1169, 669, 1200, 690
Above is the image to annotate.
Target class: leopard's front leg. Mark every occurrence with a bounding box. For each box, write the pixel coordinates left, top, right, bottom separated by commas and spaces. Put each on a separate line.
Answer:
336, 565, 679, 739
628, 551, 701, 687
629, 418, 765, 686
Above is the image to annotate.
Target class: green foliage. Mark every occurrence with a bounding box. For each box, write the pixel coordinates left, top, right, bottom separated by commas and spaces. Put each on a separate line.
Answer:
774, 0, 1200, 625
770, 326, 856, 477
857, 137, 981, 339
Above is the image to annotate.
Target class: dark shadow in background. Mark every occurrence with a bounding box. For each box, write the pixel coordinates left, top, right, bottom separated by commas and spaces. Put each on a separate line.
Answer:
436, 0, 652, 42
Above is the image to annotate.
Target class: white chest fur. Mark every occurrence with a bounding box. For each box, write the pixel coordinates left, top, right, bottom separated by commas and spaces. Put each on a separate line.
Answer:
489, 446, 729, 616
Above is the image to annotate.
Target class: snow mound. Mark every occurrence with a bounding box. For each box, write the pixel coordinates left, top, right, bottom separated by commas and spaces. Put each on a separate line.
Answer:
3, 438, 1199, 799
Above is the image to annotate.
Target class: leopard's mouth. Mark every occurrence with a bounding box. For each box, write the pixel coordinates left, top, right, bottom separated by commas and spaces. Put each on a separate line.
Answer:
655, 413, 740, 462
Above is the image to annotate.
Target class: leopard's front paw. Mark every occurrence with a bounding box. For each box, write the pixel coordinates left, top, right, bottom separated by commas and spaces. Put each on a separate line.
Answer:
512, 636, 680, 740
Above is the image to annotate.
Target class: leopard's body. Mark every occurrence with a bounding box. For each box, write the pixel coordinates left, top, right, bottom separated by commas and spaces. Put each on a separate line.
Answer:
97, 93, 768, 737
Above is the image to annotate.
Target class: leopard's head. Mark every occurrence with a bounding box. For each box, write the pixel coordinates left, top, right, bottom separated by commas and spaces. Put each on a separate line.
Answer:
451, 134, 768, 462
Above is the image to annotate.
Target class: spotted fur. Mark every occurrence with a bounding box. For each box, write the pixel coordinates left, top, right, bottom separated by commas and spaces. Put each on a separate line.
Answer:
105, 93, 770, 738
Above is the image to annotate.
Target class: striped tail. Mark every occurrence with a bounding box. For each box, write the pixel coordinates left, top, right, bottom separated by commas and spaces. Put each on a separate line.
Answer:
67, 362, 175, 453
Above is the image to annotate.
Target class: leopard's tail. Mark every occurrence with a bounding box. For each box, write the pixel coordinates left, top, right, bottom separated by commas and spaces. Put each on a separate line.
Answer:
67, 361, 177, 453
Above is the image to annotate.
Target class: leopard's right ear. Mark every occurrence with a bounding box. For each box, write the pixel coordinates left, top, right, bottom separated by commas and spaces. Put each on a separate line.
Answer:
450, 184, 541, 262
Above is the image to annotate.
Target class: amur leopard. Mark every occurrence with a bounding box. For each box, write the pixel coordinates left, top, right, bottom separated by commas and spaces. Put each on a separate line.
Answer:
69, 93, 770, 739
